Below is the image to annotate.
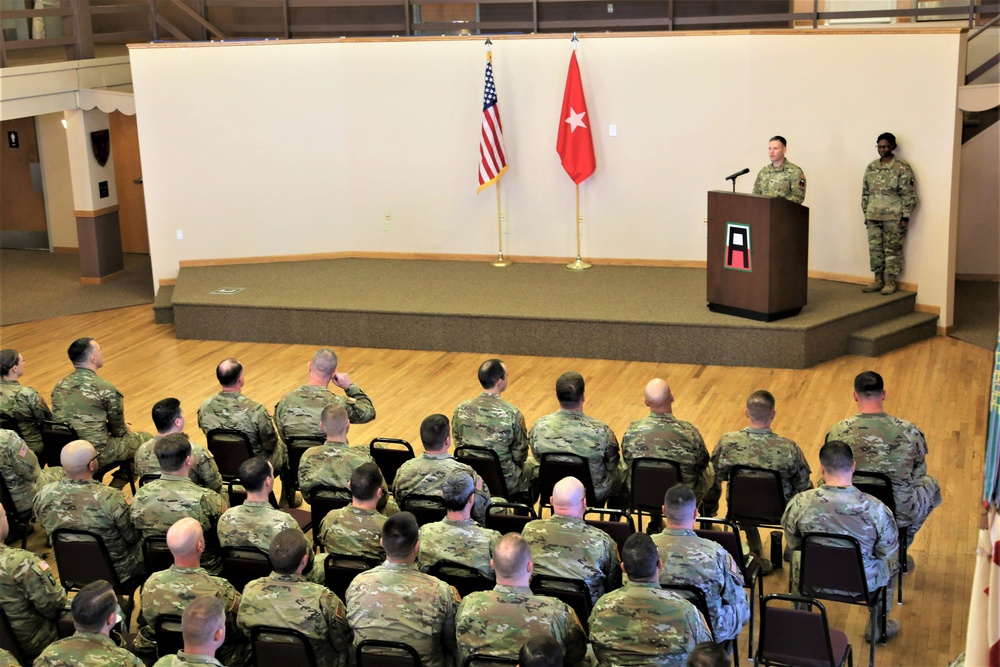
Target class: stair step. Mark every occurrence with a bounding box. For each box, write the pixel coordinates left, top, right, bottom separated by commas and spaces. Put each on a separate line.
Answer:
849, 312, 939, 357
153, 285, 174, 325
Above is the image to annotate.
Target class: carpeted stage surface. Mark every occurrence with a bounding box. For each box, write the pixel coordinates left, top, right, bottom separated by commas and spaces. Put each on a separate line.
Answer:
171, 259, 933, 369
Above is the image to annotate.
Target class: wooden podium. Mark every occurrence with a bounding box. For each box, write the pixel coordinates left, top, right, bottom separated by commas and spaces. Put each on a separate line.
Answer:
706, 191, 809, 322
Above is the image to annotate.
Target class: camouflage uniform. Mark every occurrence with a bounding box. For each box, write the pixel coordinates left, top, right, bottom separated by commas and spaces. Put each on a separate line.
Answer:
135, 564, 248, 666
529, 409, 625, 505
51, 368, 149, 468
274, 383, 376, 444
710, 426, 812, 554
862, 156, 917, 277
0, 648, 16, 667
346, 561, 458, 667
589, 580, 713, 667
197, 392, 287, 473
0, 429, 62, 514
0, 543, 66, 659
394, 453, 495, 525
781, 484, 899, 596
130, 474, 227, 574
33, 477, 143, 584
33, 631, 143, 667
239, 572, 352, 667
752, 160, 806, 204
452, 392, 532, 497
318, 505, 387, 561
298, 441, 390, 508
152, 651, 224, 666
622, 412, 717, 514
417, 518, 501, 579
522, 514, 621, 605
0, 378, 51, 455
826, 413, 941, 546
652, 528, 749, 643
455, 584, 588, 666
135, 436, 224, 493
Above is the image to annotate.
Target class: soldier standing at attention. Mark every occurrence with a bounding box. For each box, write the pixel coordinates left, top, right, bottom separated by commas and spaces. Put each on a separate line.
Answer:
860, 132, 918, 295
752, 135, 806, 204
825, 370, 941, 556
0, 348, 51, 455
51, 337, 150, 475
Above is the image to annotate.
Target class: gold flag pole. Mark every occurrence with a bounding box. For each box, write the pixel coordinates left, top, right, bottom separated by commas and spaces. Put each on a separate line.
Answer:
491, 180, 511, 267
567, 183, 591, 270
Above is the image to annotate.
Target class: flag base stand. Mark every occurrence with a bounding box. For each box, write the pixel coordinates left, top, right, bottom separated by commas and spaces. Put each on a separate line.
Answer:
566, 257, 591, 271
491, 254, 512, 268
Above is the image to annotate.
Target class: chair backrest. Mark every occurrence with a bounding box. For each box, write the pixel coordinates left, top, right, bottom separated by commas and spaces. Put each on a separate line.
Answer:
583, 508, 636, 555
324, 554, 381, 602
138, 473, 161, 488
399, 494, 447, 526
629, 457, 682, 514
484, 502, 537, 535
0, 475, 18, 519
530, 574, 593, 633
759, 594, 843, 667
154, 613, 184, 657
725, 465, 786, 526
537, 453, 597, 509
356, 638, 423, 667
143, 535, 174, 576
463, 655, 518, 667
455, 445, 509, 499
0, 607, 29, 666
250, 625, 318, 667
206, 428, 254, 480
0, 413, 21, 437
799, 533, 872, 604
41, 420, 77, 469
51, 529, 120, 590
659, 582, 713, 641
222, 546, 274, 593
426, 560, 494, 598
286, 436, 325, 490
852, 471, 896, 513
369, 438, 415, 487
694, 517, 749, 579
310, 485, 351, 531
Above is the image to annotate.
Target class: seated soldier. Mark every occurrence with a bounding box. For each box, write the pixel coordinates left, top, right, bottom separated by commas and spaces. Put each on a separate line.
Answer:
319, 462, 387, 562
152, 596, 227, 667
136, 397, 223, 493
417, 470, 501, 579
0, 348, 51, 456
0, 427, 62, 517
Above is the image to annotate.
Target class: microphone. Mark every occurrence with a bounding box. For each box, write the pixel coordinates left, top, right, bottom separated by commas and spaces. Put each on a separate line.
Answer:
725, 168, 750, 181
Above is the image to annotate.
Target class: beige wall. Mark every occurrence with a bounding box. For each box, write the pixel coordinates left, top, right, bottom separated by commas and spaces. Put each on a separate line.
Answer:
36, 112, 77, 249
130, 30, 966, 324
957, 122, 999, 278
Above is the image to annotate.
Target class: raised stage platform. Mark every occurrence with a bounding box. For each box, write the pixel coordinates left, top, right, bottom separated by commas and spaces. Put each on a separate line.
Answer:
166, 259, 938, 369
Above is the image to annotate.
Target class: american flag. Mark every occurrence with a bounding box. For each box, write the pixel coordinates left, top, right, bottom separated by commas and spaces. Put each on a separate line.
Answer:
478, 54, 508, 192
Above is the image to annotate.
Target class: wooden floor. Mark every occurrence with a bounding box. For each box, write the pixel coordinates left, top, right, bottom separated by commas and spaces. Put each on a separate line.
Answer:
0, 304, 992, 665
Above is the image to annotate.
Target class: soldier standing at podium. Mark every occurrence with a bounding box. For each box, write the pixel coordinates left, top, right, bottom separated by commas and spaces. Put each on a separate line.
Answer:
752, 135, 806, 204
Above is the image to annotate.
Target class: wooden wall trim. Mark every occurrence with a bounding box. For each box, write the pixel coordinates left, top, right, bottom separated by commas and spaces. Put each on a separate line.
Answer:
158, 278, 177, 286
177, 252, 710, 269
914, 303, 941, 316
52, 246, 78, 253
74, 205, 119, 218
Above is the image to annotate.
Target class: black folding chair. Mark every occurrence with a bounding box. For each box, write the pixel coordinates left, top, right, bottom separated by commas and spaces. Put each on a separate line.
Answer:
0, 414, 21, 437
455, 445, 509, 499
537, 452, 597, 514
484, 502, 537, 535
756, 594, 853, 667
250, 625, 318, 667
583, 508, 635, 555
853, 470, 906, 605
726, 465, 787, 543
206, 428, 255, 482
52, 528, 142, 630
0, 606, 30, 666
324, 554, 381, 601
399, 494, 447, 526
628, 457, 682, 532
40, 420, 77, 469
426, 560, 494, 598
142, 535, 173, 576
369, 437, 414, 487
310, 485, 351, 550
0, 475, 32, 549
660, 582, 740, 665
286, 436, 325, 491
464, 655, 518, 667
530, 574, 592, 634
221, 546, 274, 592
154, 614, 184, 658
356, 639, 422, 667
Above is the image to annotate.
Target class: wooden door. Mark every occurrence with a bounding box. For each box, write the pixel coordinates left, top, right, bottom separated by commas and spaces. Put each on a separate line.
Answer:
109, 111, 149, 254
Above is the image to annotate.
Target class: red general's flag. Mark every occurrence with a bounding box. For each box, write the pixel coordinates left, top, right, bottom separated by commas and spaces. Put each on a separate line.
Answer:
556, 51, 596, 184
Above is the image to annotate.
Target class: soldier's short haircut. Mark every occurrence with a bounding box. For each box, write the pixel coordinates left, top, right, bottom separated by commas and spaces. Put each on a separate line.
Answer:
686, 641, 729, 667
321, 403, 349, 432
151, 397, 183, 432
420, 414, 451, 451
477, 359, 506, 389
555, 371, 585, 407
182, 596, 225, 647
877, 132, 897, 149
239, 456, 272, 493
819, 440, 854, 473
71, 580, 117, 632
270, 528, 308, 573
492, 533, 531, 579
663, 484, 696, 523
519, 636, 564, 667
440, 470, 475, 511
351, 462, 383, 501
746, 390, 776, 422
67, 337, 95, 365
769, 135, 787, 147
156, 432, 193, 472
0, 349, 18, 377
312, 348, 338, 377
381, 512, 419, 559
854, 371, 884, 397
216, 358, 242, 387
621, 532, 659, 580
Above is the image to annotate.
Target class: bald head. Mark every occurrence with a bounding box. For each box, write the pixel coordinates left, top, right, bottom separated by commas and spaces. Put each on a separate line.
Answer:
61, 440, 98, 477
551, 476, 586, 517
167, 518, 204, 558
644, 378, 673, 412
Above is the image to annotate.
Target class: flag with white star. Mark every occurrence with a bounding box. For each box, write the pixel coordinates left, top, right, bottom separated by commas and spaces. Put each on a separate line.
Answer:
556, 51, 596, 184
